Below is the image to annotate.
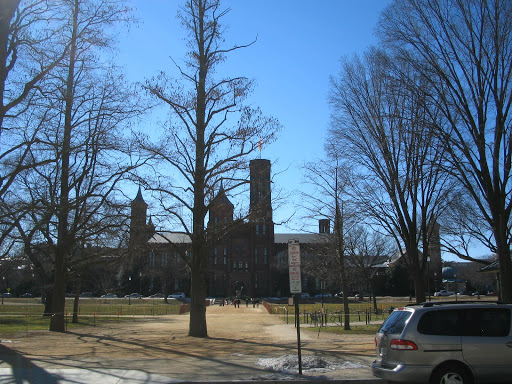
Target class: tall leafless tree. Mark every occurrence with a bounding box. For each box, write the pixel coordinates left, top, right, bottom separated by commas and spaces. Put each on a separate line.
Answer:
143, 0, 280, 337
345, 225, 394, 313
0, 0, 68, 246
301, 151, 354, 329
329, 48, 454, 303
378, 0, 512, 303
4, 0, 140, 332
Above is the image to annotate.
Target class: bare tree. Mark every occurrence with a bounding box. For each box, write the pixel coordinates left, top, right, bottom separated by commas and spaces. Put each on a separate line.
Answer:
142, 0, 280, 338
345, 225, 394, 313
301, 152, 354, 329
378, 0, 512, 303
0, 0, 69, 245
329, 48, 454, 303
5, 0, 140, 332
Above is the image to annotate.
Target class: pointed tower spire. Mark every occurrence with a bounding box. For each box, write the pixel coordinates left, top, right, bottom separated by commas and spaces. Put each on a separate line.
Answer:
133, 186, 145, 203
208, 181, 234, 226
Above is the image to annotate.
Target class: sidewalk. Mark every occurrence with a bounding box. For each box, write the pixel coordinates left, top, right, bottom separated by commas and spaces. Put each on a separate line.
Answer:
0, 304, 383, 383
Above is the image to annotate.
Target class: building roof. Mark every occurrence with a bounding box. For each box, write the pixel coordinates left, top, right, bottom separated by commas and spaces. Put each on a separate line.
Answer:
148, 232, 191, 244
133, 186, 146, 204
149, 232, 331, 245
479, 260, 499, 273
274, 233, 331, 244
213, 184, 234, 207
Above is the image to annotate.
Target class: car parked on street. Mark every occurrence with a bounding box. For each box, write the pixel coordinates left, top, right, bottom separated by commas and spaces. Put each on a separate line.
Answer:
372, 301, 512, 383
124, 293, 141, 299
313, 293, 332, 298
167, 292, 186, 299
100, 293, 118, 298
433, 290, 454, 296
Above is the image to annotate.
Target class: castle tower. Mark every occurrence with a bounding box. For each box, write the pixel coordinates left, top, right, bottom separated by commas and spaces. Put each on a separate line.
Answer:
249, 159, 272, 223
128, 187, 154, 268
427, 221, 443, 292
319, 219, 330, 234
208, 182, 234, 227
129, 186, 148, 245
249, 159, 274, 298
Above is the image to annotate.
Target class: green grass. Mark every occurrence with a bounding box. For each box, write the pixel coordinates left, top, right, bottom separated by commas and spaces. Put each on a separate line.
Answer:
307, 323, 381, 335
0, 315, 50, 333
268, 301, 406, 332
0, 298, 187, 335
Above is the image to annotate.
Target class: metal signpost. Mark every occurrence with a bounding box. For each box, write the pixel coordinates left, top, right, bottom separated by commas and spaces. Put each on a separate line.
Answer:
288, 239, 302, 375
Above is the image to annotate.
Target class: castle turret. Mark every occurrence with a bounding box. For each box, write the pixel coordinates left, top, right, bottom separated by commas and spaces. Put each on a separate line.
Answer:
130, 187, 148, 244
128, 187, 154, 268
319, 219, 330, 234
208, 182, 234, 227
249, 159, 272, 223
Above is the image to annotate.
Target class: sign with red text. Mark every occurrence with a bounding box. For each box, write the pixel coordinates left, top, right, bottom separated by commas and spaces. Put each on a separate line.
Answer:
288, 239, 301, 266
288, 239, 302, 293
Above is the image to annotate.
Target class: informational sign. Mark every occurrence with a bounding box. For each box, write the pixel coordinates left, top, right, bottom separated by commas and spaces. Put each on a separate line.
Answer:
288, 238, 303, 375
288, 239, 301, 294
288, 239, 301, 266
289, 266, 302, 294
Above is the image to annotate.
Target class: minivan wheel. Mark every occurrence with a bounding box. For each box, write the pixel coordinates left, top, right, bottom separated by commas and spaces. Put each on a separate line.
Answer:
431, 364, 472, 384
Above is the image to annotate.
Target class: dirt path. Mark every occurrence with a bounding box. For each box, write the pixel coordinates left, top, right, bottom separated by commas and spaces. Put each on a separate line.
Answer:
0, 304, 378, 382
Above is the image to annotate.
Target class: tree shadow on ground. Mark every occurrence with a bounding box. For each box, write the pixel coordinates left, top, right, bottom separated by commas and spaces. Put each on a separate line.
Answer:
0, 344, 61, 384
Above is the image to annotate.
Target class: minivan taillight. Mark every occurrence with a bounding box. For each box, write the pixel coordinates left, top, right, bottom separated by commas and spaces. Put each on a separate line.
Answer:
390, 339, 418, 350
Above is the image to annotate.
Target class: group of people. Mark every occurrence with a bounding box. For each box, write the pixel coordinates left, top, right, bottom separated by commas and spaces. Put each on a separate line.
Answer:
218, 297, 260, 308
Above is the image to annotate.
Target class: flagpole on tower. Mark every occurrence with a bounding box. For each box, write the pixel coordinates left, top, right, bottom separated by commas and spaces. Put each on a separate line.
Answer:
258, 138, 262, 159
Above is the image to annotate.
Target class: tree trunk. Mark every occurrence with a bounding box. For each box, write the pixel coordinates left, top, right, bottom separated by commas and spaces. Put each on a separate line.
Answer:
49, 247, 67, 331
413, 268, 426, 304
72, 277, 81, 323
342, 282, 350, 330
496, 242, 512, 303
42, 287, 53, 316
49, 0, 78, 332
372, 284, 378, 313
187, 0, 208, 338
188, 245, 207, 337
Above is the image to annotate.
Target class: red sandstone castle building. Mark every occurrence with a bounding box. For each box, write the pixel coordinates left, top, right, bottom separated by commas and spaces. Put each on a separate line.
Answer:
129, 159, 281, 298
128, 158, 443, 299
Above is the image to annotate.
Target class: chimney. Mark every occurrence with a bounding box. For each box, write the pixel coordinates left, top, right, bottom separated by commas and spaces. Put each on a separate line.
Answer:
319, 219, 330, 234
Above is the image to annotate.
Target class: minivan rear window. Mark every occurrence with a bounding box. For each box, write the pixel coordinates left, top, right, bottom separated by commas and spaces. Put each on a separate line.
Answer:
379, 310, 412, 334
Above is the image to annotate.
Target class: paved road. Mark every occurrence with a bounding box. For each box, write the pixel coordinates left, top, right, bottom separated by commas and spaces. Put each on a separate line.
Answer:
0, 303, 382, 383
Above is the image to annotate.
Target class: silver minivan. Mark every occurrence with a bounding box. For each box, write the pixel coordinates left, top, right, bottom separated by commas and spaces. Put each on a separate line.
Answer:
372, 302, 512, 383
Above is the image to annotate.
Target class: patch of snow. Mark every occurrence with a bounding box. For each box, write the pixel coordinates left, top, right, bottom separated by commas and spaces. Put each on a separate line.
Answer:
258, 354, 366, 374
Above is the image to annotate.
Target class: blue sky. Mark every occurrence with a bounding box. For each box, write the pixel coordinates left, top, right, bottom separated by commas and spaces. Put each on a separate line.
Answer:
117, 0, 391, 234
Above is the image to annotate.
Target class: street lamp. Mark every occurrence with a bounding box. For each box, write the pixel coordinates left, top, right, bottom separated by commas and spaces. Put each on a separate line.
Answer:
128, 276, 132, 305
427, 257, 431, 301
454, 273, 458, 302
321, 280, 325, 311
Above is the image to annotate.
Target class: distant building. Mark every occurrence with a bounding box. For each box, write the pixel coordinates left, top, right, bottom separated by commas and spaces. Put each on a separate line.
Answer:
128, 159, 342, 298
129, 159, 445, 298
